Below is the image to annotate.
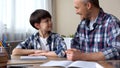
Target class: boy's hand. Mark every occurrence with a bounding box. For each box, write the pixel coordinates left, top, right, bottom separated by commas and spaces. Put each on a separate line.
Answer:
29, 52, 46, 56
34, 50, 48, 54
29, 50, 48, 56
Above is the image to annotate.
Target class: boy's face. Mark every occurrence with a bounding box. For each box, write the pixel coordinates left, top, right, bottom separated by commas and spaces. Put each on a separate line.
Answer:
38, 18, 52, 32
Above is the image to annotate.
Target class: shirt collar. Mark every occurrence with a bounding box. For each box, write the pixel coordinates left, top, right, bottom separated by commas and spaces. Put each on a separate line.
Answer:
83, 8, 106, 30
34, 31, 52, 41
95, 8, 106, 25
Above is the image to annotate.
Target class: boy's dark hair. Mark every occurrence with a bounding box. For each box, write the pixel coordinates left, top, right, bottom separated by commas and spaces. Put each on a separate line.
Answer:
29, 9, 51, 30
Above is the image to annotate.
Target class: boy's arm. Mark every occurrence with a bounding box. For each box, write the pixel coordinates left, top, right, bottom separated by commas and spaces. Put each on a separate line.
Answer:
12, 48, 55, 56
29, 51, 58, 57
44, 51, 58, 57
12, 35, 36, 56
12, 48, 35, 56
12, 48, 46, 56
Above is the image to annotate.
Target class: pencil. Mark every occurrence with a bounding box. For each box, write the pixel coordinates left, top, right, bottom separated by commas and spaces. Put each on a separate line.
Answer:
0, 41, 3, 47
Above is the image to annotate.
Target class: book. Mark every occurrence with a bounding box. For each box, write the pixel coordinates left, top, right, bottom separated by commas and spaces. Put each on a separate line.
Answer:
20, 56, 47, 60
40, 60, 103, 68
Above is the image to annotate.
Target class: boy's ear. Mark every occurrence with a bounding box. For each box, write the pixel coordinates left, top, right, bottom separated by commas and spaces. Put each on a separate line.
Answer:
34, 23, 40, 29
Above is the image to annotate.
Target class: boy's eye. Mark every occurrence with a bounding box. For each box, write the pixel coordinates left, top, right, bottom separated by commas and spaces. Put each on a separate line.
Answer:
45, 19, 51, 23
44, 20, 48, 23
46, 20, 49, 22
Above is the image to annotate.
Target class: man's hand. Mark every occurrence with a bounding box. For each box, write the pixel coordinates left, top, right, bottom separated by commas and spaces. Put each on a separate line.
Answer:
66, 48, 81, 61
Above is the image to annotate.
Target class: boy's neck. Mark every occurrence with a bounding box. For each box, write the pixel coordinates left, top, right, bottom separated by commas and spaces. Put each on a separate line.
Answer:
39, 31, 50, 38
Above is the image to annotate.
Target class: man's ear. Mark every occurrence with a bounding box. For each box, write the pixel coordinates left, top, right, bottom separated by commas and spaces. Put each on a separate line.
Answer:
86, 2, 92, 10
34, 23, 40, 29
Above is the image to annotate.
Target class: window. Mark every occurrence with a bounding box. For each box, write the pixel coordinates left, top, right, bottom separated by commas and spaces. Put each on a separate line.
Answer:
0, 0, 52, 41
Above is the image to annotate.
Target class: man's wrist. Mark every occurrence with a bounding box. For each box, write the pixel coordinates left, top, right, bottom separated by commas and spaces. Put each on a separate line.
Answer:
79, 52, 105, 61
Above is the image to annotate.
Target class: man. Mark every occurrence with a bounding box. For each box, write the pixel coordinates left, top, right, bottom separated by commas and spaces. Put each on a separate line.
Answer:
66, 0, 120, 61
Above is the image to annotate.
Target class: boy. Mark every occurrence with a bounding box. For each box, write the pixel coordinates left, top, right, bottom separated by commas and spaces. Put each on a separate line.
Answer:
12, 9, 67, 57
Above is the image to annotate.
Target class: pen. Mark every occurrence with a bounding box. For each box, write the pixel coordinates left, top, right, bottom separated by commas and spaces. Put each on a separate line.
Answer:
2, 34, 7, 47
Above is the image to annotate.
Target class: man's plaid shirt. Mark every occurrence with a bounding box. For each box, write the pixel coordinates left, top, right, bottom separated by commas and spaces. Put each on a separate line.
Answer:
16, 32, 67, 57
71, 9, 120, 60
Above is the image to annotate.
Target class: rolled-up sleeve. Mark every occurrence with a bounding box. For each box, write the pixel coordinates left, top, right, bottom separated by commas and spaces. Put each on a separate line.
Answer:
16, 37, 31, 49
54, 35, 67, 57
102, 22, 120, 60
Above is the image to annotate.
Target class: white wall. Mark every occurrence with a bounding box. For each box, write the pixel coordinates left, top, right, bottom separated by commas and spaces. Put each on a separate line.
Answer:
55, 0, 80, 36
55, 0, 120, 36
100, 0, 120, 19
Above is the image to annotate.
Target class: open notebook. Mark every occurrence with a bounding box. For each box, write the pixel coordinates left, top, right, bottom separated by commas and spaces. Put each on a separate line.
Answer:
40, 60, 103, 68
20, 56, 47, 60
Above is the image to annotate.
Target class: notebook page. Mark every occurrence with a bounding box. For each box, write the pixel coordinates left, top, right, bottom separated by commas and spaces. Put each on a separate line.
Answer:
20, 56, 47, 60
67, 61, 103, 68
40, 60, 73, 67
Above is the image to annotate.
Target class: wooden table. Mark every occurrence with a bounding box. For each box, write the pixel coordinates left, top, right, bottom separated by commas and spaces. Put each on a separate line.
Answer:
0, 52, 8, 68
7, 56, 66, 68
6, 56, 120, 68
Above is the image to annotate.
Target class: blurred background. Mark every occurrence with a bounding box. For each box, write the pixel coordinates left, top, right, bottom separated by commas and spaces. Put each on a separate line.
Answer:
0, 0, 120, 41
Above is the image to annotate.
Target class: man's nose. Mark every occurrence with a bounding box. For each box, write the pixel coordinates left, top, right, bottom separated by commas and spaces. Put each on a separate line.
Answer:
76, 10, 79, 14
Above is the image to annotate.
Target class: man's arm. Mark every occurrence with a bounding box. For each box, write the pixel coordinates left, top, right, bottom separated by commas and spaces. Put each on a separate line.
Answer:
66, 49, 105, 61
79, 52, 105, 61
102, 21, 120, 60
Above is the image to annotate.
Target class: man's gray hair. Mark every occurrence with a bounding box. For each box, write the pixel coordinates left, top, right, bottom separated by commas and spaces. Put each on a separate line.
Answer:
81, 0, 100, 8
